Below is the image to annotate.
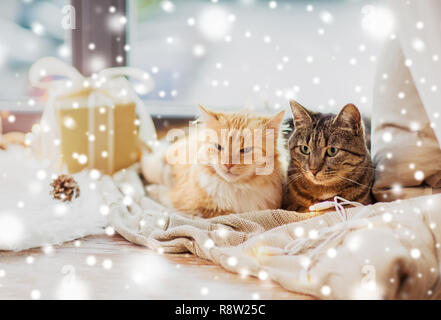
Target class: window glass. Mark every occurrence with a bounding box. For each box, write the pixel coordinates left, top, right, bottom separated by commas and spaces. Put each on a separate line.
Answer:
0, 0, 69, 105
132, 0, 388, 116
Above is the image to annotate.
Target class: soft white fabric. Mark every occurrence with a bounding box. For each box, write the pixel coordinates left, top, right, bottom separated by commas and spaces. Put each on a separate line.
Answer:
0, 146, 107, 251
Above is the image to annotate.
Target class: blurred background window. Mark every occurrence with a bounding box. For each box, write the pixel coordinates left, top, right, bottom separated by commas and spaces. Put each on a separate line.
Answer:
0, 0, 393, 118
131, 0, 391, 116
0, 0, 69, 104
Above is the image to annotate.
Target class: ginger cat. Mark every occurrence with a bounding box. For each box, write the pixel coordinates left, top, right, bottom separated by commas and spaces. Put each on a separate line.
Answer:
141, 106, 287, 218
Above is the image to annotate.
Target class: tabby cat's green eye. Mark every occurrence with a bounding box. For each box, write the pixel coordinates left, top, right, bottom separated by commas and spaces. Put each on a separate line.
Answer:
300, 145, 311, 155
326, 147, 339, 157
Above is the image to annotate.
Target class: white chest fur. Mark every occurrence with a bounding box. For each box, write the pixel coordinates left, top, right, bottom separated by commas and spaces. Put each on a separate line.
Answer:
197, 172, 281, 213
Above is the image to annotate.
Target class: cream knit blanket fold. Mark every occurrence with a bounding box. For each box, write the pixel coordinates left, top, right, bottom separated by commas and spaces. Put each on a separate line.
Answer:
101, 168, 441, 300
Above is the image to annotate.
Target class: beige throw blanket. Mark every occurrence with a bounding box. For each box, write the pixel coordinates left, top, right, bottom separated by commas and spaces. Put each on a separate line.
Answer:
102, 168, 441, 300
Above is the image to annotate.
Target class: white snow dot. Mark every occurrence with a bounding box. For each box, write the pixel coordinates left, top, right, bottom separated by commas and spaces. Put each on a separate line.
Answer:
86, 255, 96, 266
412, 38, 426, 52
410, 121, 420, 131
294, 226, 304, 237
382, 132, 392, 143
308, 229, 318, 239
78, 154, 88, 165
227, 256, 238, 267
30, 289, 41, 300
161, 0, 175, 13
327, 248, 337, 258
36, 169, 47, 180
204, 239, 214, 249
410, 248, 421, 259
123, 196, 133, 206
320, 11, 334, 24
99, 205, 110, 216
392, 184, 402, 195
382, 212, 393, 222
102, 259, 113, 269
414, 171, 424, 181
321, 285, 331, 296
300, 256, 311, 269
105, 226, 115, 236
193, 44, 206, 57
200, 287, 209, 296
258, 270, 268, 280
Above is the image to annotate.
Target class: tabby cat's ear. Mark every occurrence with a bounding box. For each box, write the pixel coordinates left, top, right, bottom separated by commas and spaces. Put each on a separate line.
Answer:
199, 105, 218, 125
265, 110, 285, 130
289, 100, 313, 128
333, 103, 361, 132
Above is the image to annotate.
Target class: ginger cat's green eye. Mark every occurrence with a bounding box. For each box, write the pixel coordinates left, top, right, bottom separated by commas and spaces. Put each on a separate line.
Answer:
300, 145, 310, 155
326, 147, 339, 157
215, 143, 223, 151
240, 147, 252, 153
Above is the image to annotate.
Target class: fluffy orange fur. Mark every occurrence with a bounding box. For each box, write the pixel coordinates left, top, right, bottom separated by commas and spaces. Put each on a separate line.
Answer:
141, 106, 287, 218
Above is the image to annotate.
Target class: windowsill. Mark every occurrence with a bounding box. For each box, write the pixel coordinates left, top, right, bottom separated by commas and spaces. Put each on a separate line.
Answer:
0, 99, 241, 118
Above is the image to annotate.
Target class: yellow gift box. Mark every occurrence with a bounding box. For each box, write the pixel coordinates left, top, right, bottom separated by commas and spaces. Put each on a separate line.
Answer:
55, 89, 140, 174
29, 57, 157, 175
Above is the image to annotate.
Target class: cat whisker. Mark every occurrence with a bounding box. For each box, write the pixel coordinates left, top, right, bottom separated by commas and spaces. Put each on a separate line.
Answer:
335, 175, 372, 190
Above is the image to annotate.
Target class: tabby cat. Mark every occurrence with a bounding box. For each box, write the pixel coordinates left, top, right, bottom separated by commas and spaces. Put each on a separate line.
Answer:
141, 106, 287, 218
283, 100, 374, 212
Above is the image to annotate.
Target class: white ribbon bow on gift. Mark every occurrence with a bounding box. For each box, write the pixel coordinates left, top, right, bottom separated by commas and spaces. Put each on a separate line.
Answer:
28, 56, 157, 172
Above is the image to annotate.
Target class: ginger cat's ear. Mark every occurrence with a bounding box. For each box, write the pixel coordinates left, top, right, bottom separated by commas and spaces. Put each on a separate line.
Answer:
265, 110, 285, 130
289, 100, 313, 129
198, 105, 218, 125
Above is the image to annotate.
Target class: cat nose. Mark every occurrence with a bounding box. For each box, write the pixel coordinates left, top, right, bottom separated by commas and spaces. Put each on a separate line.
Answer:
224, 164, 234, 170
310, 168, 319, 176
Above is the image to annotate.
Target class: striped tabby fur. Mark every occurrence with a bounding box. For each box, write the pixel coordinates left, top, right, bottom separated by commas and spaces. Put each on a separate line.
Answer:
283, 101, 374, 212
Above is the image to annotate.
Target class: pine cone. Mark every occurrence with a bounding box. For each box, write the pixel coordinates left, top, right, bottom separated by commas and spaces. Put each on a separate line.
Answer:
50, 174, 80, 202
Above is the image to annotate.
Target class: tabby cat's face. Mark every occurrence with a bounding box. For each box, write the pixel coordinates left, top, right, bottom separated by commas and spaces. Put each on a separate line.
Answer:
288, 101, 368, 186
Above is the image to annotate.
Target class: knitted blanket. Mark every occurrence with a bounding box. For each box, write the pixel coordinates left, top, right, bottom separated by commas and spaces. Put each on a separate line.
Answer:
102, 167, 441, 300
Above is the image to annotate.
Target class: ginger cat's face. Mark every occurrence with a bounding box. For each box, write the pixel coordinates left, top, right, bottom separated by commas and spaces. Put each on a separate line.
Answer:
199, 106, 285, 182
